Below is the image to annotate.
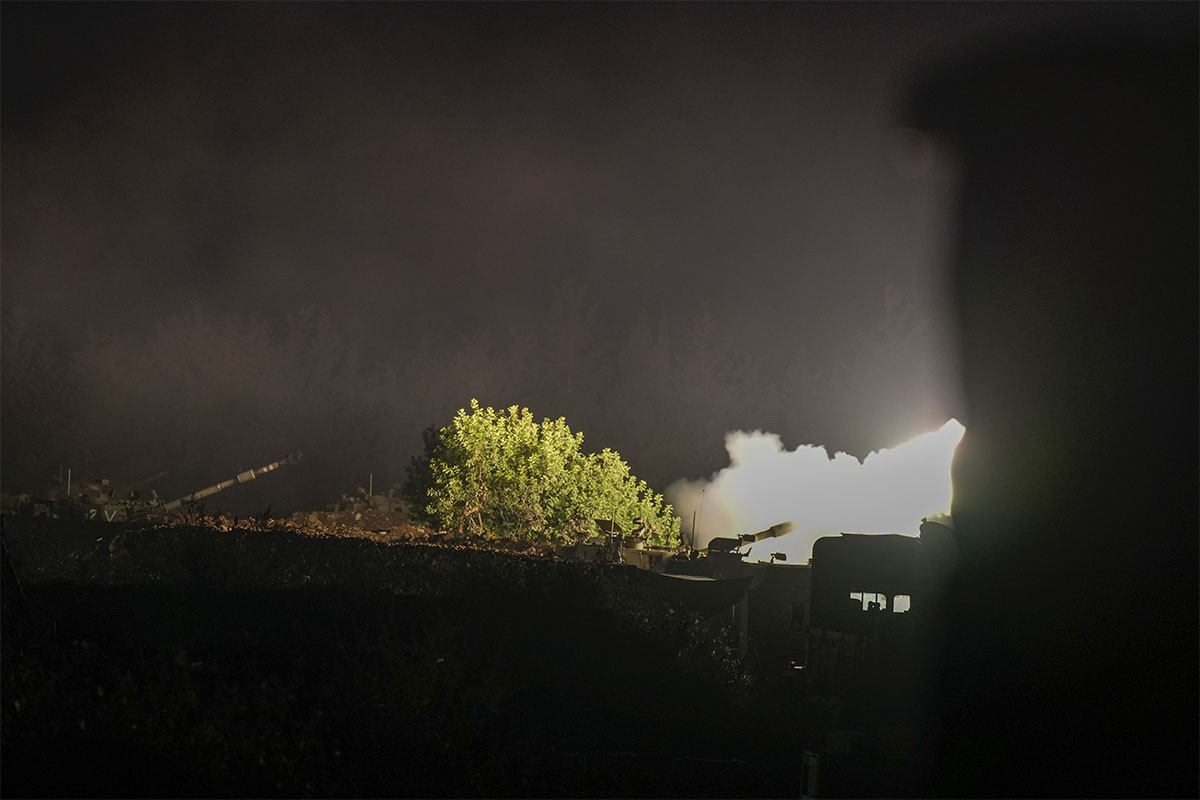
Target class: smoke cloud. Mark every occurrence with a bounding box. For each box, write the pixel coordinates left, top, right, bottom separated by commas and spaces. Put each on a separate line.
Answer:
665, 419, 964, 563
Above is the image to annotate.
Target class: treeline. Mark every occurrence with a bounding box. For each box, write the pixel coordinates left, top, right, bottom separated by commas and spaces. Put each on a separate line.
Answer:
0, 288, 944, 515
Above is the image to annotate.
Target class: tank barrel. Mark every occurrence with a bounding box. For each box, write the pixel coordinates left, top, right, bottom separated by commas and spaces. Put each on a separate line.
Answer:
161, 452, 302, 513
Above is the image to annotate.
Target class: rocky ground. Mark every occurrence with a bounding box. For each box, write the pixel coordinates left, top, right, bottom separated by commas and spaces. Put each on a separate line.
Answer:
1, 513, 822, 798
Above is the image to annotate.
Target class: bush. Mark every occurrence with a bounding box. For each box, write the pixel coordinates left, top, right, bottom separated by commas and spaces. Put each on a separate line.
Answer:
405, 400, 680, 546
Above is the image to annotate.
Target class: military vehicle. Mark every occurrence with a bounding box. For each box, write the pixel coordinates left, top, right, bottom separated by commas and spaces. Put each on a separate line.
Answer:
664, 522, 795, 579
0, 491, 31, 512
554, 517, 679, 569
327, 474, 406, 514
64, 452, 303, 522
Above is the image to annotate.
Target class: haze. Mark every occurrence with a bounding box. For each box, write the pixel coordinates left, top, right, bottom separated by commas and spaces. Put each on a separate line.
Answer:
2, 2, 1188, 515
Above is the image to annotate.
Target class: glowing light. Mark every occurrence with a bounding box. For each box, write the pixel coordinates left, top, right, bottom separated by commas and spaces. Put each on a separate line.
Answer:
665, 419, 965, 563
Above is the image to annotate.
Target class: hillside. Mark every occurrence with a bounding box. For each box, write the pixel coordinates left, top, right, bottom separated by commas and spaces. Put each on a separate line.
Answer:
1, 515, 820, 798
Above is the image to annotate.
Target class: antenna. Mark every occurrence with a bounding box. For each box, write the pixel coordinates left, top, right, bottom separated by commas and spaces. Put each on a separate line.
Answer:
696, 488, 705, 549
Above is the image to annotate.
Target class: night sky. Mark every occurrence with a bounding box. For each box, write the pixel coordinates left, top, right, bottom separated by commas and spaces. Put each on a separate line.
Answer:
1, 2, 1191, 512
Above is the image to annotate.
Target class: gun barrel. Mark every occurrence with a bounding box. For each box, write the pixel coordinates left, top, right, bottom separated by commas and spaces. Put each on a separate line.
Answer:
161, 452, 302, 513
738, 521, 796, 544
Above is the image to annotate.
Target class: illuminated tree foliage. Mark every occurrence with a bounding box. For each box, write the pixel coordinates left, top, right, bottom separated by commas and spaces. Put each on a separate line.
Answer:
405, 400, 680, 546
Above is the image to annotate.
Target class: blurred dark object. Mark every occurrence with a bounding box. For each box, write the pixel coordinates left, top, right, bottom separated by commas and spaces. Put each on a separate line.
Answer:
909, 28, 1198, 798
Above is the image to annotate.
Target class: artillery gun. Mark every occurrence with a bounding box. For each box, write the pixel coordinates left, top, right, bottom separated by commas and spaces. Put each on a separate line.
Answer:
68, 452, 303, 522
664, 522, 796, 579
328, 474, 406, 514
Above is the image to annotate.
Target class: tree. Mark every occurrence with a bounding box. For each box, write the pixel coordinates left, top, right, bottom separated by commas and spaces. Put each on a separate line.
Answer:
404, 399, 681, 547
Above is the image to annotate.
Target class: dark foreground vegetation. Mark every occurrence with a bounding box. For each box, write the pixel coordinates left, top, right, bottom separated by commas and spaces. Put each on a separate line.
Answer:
2, 519, 820, 798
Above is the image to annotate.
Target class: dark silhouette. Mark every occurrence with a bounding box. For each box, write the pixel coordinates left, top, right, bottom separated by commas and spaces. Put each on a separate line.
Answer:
910, 31, 1198, 798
